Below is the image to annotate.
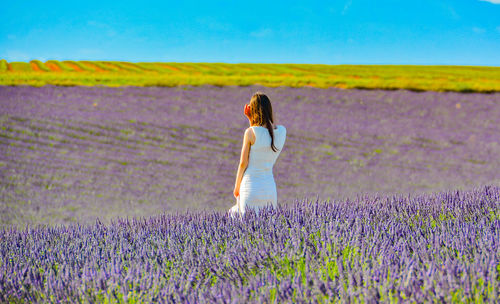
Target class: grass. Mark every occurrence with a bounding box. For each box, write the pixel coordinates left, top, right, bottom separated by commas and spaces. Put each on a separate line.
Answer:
0, 60, 499, 92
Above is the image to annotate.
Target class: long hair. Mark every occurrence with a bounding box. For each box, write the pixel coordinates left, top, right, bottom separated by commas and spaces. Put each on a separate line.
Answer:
249, 92, 279, 152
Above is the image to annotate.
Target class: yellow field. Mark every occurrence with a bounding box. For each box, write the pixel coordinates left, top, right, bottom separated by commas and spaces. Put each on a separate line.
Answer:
0, 60, 499, 92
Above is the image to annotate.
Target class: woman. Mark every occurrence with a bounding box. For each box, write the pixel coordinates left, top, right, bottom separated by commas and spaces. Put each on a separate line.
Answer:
228, 91, 287, 218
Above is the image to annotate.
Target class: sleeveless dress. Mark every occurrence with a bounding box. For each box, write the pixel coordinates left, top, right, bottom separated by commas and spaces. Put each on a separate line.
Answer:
229, 125, 287, 217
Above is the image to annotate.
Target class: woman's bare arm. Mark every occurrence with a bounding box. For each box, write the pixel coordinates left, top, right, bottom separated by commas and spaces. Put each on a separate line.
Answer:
234, 128, 253, 197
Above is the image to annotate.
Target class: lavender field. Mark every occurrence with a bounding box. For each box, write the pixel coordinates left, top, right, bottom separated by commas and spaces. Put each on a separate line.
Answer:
0, 85, 499, 302
1, 186, 499, 302
0, 85, 499, 227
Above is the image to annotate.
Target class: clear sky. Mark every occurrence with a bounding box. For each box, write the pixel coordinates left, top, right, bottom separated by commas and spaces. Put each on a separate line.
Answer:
1, 0, 499, 65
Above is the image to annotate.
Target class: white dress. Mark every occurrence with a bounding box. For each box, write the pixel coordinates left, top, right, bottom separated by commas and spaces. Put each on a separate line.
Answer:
229, 125, 287, 217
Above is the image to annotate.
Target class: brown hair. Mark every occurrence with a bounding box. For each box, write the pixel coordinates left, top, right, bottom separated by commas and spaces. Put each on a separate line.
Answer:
249, 92, 279, 152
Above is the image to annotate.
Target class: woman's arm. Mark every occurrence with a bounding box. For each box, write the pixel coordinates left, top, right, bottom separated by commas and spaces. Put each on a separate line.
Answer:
234, 128, 252, 198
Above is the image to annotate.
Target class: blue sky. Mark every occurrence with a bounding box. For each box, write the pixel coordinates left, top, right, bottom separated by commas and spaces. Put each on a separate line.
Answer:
1, 0, 499, 65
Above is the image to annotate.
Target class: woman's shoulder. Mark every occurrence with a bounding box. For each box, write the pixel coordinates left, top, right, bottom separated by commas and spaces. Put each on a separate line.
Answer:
245, 126, 257, 144
277, 124, 286, 132
246, 126, 257, 135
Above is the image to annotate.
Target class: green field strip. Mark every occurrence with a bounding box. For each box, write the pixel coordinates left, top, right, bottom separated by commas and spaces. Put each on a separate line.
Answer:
0, 61, 499, 92
270, 64, 304, 77
62, 61, 94, 72
7, 61, 32, 72
223, 63, 255, 74
287, 64, 335, 77
179, 62, 211, 73
260, 64, 299, 76
79, 61, 110, 72
96, 61, 122, 72
90, 61, 121, 72
0, 59, 7, 72
193, 63, 232, 75
208, 62, 234, 73
257, 63, 300, 75
220, 62, 255, 75
111, 61, 150, 73
266, 64, 304, 75
159, 62, 204, 73
135, 62, 178, 73
144, 62, 181, 73
45, 60, 74, 72
195, 62, 224, 74
236, 63, 283, 75
29, 60, 50, 72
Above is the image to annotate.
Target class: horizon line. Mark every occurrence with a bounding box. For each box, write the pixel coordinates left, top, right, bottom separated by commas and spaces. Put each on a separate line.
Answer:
1, 59, 499, 68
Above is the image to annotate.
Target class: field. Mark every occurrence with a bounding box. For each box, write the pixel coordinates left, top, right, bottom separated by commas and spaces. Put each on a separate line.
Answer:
1, 85, 499, 228
0, 67, 499, 302
1, 186, 499, 302
1, 60, 500, 92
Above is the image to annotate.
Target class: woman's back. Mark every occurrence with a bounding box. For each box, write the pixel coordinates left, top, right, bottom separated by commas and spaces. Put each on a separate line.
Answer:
246, 125, 286, 174
236, 125, 286, 215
